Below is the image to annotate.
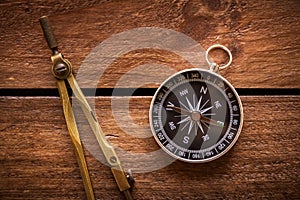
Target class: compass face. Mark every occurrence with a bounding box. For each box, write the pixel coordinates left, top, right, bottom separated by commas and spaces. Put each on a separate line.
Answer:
149, 69, 243, 163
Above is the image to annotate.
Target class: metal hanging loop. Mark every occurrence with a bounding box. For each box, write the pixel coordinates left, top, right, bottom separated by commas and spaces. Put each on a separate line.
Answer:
206, 44, 232, 70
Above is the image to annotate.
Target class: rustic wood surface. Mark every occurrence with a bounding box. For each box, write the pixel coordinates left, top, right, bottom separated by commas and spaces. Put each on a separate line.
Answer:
0, 0, 299, 89
0, 0, 300, 200
0, 96, 299, 199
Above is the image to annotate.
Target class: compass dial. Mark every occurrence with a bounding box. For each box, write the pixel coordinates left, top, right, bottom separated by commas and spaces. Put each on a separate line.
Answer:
149, 69, 243, 163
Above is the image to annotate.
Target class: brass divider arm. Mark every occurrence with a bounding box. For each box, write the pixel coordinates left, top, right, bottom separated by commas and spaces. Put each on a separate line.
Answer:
39, 16, 134, 200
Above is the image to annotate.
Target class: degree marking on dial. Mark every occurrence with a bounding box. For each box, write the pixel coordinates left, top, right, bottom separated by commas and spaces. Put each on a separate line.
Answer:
215, 148, 219, 154
230, 100, 236, 104
174, 148, 178, 154
161, 88, 168, 94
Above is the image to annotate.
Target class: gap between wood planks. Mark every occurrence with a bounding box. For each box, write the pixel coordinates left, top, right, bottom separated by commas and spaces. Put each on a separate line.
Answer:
0, 88, 299, 97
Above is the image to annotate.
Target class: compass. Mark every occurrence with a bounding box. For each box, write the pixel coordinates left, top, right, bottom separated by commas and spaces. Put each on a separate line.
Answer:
149, 45, 243, 163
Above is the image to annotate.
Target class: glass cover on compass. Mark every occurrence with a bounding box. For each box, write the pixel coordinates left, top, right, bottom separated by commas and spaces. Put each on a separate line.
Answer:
149, 69, 243, 163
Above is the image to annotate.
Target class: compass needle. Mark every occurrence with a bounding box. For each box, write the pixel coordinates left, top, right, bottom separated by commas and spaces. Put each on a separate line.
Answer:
167, 105, 191, 116
202, 121, 210, 129
200, 116, 224, 128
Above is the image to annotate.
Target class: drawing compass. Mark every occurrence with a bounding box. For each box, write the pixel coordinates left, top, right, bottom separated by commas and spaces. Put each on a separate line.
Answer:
149, 45, 243, 163
39, 16, 134, 200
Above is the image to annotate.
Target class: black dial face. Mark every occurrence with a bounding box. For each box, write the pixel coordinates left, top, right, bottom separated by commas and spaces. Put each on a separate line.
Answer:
149, 69, 243, 163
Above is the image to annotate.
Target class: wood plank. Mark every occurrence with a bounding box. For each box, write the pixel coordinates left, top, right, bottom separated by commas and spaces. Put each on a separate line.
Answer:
0, 96, 299, 199
0, 0, 299, 89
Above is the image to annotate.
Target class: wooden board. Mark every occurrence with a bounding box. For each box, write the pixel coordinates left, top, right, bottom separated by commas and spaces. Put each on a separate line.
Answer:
1, 0, 299, 199
0, 96, 299, 199
0, 0, 300, 89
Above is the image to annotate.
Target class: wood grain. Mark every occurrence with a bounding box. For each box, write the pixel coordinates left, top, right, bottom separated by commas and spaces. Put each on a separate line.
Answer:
0, 0, 299, 89
0, 96, 299, 199
1, 1, 299, 200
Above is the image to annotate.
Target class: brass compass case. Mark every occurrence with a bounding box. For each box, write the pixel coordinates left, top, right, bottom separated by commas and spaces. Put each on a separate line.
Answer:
149, 46, 243, 163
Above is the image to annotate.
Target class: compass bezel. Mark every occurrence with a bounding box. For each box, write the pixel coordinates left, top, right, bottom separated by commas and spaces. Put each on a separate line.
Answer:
149, 68, 243, 163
